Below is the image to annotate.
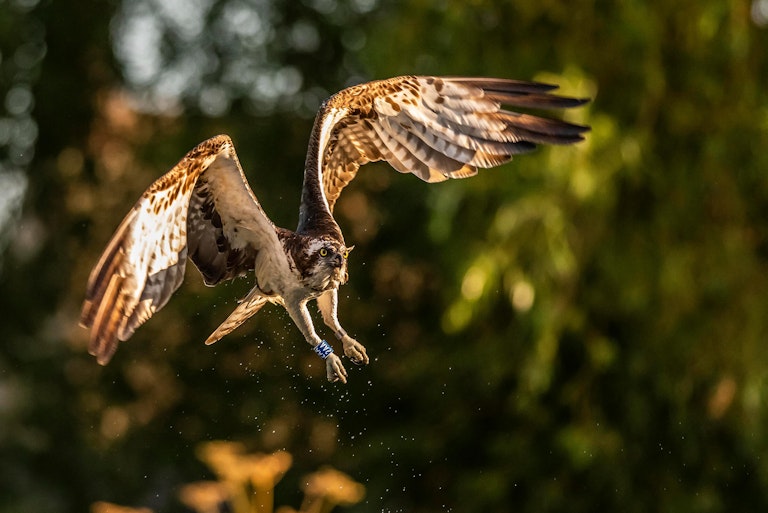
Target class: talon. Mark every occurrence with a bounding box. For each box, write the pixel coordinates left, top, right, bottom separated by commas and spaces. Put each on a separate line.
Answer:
342, 336, 369, 366
326, 354, 348, 384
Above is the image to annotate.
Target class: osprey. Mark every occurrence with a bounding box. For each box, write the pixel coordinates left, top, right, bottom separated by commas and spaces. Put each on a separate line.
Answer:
80, 76, 589, 382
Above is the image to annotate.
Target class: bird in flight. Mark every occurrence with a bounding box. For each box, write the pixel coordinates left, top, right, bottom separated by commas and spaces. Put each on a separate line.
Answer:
80, 75, 589, 383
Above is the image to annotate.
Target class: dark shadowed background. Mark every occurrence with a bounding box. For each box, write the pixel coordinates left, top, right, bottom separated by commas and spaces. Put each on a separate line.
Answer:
2, 0, 768, 511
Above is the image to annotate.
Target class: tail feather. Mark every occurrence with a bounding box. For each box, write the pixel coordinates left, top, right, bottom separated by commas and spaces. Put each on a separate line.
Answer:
204, 289, 268, 345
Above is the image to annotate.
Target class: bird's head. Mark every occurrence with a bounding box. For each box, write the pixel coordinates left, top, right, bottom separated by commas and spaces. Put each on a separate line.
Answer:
304, 237, 354, 289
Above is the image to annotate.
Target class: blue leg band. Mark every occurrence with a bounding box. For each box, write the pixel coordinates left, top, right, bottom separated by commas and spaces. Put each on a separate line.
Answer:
313, 340, 334, 359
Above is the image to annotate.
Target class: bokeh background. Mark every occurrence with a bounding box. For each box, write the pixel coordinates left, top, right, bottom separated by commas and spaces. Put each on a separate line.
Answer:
2, 0, 768, 511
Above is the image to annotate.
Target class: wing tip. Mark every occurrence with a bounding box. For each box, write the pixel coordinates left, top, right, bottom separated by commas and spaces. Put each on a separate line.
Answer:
443, 76, 561, 93
86, 322, 120, 366
89, 346, 116, 366
79, 300, 95, 329
558, 97, 591, 108
444, 76, 591, 112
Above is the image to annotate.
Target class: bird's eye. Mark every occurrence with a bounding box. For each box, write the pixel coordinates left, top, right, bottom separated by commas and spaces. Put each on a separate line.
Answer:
343, 250, 349, 259
319, 248, 328, 257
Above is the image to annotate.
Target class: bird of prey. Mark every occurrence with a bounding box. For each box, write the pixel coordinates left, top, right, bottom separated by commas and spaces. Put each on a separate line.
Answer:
80, 75, 589, 383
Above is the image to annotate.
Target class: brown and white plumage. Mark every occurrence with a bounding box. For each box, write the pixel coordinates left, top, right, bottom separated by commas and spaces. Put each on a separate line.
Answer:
80, 75, 589, 382
80, 137, 281, 364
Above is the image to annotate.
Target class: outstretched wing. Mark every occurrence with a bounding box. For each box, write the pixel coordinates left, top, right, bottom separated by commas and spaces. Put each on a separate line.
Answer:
297, 76, 589, 233
80, 135, 281, 364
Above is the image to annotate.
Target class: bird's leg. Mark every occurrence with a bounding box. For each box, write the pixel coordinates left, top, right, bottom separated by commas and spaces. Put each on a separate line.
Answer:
317, 288, 369, 365
283, 295, 347, 383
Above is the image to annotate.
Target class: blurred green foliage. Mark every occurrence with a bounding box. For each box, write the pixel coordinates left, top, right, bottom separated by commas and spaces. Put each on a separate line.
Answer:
2, 0, 768, 512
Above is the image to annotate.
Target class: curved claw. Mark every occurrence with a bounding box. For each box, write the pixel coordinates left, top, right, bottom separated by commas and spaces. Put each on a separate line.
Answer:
341, 335, 370, 366
326, 353, 348, 384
